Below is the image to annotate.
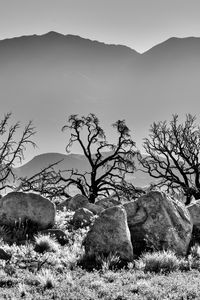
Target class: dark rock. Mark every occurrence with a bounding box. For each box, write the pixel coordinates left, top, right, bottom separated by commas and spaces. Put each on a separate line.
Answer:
84, 205, 133, 262
0, 192, 55, 230
124, 191, 193, 256
72, 208, 94, 228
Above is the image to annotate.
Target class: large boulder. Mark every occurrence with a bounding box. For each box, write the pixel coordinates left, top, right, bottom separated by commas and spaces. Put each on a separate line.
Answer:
95, 197, 121, 209
68, 194, 89, 211
73, 208, 94, 228
84, 205, 133, 262
0, 192, 55, 230
124, 191, 193, 256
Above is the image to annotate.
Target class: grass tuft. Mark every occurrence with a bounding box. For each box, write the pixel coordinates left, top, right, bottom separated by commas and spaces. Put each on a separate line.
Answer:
79, 252, 122, 271
34, 234, 59, 254
136, 250, 181, 274
36, 269, 56, 289
96, 252, 121, 272
190, 244, 200, 259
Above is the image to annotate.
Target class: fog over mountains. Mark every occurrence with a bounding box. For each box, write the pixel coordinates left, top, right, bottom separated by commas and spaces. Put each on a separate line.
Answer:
1, 32, 200, 160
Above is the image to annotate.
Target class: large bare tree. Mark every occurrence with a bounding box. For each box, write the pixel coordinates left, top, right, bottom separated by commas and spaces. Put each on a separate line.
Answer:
20, 114, 137, 203
139, 114, 200, 205
61, 114, 137, 202
0, 112, 36, 193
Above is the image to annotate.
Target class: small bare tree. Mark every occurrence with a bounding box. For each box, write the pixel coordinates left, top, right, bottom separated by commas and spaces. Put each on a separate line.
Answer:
0, 112, 36, 193
139, 114, 200, 205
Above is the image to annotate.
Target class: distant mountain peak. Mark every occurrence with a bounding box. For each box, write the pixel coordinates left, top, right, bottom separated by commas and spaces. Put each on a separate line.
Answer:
143, 36, 200, 55
42, 31, 64, 38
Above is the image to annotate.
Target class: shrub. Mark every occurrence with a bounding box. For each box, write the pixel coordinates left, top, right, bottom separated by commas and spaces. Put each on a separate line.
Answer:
0, 219, 39, 245
18, 283, 27, 298
79, 252, 122, 271
36, 269, 56, 289
186, 244, 200, 270
55, 209, 74, 231
34, 234, 59, 254
96, 252, 121, 272
190, 244, 200, 259
136, 250, 181, 274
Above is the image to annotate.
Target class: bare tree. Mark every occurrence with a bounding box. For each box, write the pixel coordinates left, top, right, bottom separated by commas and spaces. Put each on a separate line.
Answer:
110, 179, 145, 201
139, 114, 200, 205
57, 113, 137, 202
19, 114, 137, 203
0, 112, 36, 193
17, 160, 71, 201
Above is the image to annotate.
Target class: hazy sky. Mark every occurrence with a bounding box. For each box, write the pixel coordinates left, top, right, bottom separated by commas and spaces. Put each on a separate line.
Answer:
1, 0, 200, 52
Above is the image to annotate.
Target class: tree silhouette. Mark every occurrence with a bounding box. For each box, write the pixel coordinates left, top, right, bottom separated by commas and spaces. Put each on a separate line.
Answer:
139, 114, 200, 205
61, 113, 137, 202
0, 112, 36, 193
16, 160, 71, 201
20, 114, 137, 203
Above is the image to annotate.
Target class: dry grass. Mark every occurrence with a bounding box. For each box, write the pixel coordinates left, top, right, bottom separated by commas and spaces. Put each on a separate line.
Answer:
0, 211, 199, 299
34, 234, 60, 254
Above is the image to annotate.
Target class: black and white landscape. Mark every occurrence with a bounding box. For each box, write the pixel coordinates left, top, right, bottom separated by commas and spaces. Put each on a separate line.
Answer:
1, 1, 200, 298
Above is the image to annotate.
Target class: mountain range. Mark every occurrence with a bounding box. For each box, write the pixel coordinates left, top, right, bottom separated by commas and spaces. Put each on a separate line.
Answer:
13, 152, 155, 188
1, 32, 200, 159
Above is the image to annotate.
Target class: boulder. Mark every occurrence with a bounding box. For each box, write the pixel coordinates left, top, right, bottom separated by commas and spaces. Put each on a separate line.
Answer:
56, 197, 72, 211
39, 229, 68, 245
56, 196, 103, 215
68, 194, 89, 211
187, 200, 200, 228
95, 197, 121, 209
73, 208, 94, 228
0, 192, 55, 230
187, 200, 200, 246
84, 205, 133, 262
84, 203, 104, 215
0, 248, 11, 260
123, 191, 192, 256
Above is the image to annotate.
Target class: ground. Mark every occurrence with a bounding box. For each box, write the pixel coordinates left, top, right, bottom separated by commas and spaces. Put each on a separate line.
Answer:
0, 209, 199, 300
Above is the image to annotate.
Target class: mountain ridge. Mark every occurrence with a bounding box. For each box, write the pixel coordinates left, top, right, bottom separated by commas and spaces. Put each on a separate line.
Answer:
2, 31, 200, 54
0, 31, 139, 54
1, 32, 200, 160
13, 152, 156, 188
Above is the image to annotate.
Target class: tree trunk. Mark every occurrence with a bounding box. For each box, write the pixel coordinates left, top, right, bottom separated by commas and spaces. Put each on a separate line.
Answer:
88, 194, 96, 203
193, 191, 200, 201
185, 195, 192, 206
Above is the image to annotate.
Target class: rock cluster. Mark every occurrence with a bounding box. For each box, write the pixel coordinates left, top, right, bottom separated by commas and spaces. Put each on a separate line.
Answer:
0, 189, 198, 262
83, 191, 193, 260
57, 194, 103, 214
